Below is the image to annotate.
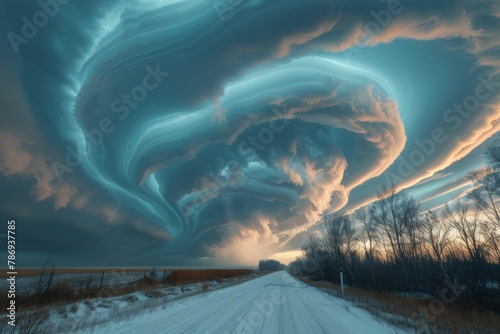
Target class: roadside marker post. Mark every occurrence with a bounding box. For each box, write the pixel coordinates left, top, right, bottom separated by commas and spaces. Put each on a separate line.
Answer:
340, 267, 344, 297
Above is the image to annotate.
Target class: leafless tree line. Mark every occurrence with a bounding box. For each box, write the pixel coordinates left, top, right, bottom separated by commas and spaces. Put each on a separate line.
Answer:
291, 140, 500, 305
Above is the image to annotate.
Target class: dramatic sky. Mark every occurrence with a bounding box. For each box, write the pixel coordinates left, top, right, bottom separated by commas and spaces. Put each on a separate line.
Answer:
1, 0, 499, 267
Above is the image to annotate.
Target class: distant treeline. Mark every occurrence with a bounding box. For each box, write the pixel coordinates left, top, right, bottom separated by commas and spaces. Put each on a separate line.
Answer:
290, 140, 500, 311
258, 259, 286, 272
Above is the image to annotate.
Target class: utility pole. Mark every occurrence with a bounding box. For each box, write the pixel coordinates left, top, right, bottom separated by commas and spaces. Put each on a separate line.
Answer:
340, 267, 344, 297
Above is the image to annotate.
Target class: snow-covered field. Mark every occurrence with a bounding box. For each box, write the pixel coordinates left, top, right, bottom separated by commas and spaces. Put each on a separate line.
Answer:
0, 270, 145, 295
76, 271, 396, 334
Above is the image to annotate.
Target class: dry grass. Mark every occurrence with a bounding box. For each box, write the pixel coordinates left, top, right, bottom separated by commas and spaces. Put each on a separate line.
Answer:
296, 276, 500, 334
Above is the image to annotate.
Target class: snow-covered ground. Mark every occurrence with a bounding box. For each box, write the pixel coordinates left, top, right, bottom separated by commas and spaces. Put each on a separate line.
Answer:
11, 273, 260, 333
77, 271, 396, 334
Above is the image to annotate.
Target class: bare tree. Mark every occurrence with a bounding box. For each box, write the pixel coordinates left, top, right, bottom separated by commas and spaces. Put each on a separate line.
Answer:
354, 208, 379, 286
302, 232, 326, 280
443, 199, 488, 291
371, 184, 410, 284
467, 139, 500, 264
444, 200, 484, 264
399, 193, 423, 285
480, 221, 500, 264
468, 168, 500, 229
485, 138, 500, 166
354, 208, 378, 264
422, 211, 452, 279
323, 215, 357, 285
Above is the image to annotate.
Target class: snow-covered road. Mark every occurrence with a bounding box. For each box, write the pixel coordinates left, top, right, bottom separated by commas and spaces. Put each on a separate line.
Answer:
89, 271, 392, 334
